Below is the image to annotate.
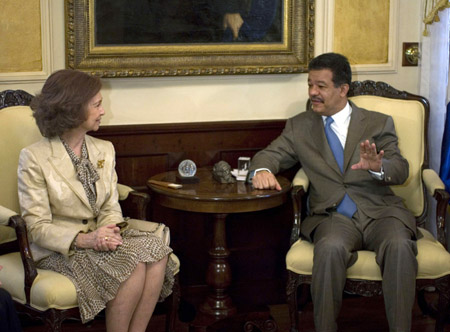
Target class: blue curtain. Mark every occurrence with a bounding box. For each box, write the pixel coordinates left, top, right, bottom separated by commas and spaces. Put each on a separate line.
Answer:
440, 102, 450, 193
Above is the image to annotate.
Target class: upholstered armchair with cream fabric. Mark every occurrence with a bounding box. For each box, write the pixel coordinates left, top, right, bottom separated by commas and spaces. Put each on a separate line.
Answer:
286, 81, 450, 332
0, 90, 180, 332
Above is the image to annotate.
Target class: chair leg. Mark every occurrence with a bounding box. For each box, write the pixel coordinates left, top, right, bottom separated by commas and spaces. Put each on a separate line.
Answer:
434, 276, 450, 332
165, 274, 181, 332
417, 289, 431, 316
287, 271, 300, 332
45, 309, 64, 332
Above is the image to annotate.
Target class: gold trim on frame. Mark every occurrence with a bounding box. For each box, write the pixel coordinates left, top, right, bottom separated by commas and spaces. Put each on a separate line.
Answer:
65, 0, 314, 77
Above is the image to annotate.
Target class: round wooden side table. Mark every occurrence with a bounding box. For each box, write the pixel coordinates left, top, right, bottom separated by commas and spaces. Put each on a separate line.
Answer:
148, 168, 290, 330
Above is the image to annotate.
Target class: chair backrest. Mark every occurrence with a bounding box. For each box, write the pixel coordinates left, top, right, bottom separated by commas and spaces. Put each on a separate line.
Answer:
0, 106, 42, 214
348, 81, 429, 223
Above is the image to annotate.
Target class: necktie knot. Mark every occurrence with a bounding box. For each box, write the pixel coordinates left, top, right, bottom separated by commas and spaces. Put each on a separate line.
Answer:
326, 116, 334, 127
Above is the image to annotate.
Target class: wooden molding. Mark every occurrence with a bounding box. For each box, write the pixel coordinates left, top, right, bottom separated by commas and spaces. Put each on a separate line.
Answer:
92, 119, 287, 190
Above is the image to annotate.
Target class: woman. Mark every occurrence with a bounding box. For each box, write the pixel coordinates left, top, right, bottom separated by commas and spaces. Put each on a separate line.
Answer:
17, 69, 176, 332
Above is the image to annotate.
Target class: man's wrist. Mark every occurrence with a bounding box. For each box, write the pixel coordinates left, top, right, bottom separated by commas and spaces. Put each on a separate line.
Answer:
247, 168, 271, 182
368, 165, 384, 180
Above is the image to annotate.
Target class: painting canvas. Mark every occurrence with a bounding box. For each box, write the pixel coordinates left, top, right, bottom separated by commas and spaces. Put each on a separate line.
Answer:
66, 0, 314, 77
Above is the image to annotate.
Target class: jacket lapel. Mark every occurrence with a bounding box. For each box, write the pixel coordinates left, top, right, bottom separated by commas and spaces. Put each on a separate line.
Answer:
48, 137, 92, 210
344, 103, 367, 172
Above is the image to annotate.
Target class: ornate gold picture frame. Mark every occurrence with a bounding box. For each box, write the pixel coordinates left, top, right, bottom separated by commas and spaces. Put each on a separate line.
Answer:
65, 0, 314, 77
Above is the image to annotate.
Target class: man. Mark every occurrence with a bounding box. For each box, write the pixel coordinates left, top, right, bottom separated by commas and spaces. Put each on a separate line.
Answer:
249, 53, 418, 332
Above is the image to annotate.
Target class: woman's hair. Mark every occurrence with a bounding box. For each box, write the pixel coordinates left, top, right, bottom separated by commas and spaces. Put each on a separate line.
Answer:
308, 52, 352, 87
31, 69, 102, 138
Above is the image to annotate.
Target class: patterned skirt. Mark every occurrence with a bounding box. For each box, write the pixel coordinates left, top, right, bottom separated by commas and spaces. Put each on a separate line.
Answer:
37, 228, 176, 323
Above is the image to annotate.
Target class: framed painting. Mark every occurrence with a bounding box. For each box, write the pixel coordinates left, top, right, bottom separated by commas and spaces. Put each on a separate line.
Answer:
65, 0, 314, 77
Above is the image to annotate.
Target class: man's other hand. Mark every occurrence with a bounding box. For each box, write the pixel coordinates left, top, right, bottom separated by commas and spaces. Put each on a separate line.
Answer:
252, 171, 282, 191
351, 139, 384, 172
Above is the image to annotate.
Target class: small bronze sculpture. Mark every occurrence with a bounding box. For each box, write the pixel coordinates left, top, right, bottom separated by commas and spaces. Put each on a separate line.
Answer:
212, 161, 236, 183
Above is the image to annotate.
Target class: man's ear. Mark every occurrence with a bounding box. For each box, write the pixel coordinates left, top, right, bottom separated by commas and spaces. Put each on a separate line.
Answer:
340, 83, 350, 97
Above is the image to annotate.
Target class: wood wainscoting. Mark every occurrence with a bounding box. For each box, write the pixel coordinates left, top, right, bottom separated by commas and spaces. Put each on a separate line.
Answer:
92, 119, 298, 308
92, 120, 287, 191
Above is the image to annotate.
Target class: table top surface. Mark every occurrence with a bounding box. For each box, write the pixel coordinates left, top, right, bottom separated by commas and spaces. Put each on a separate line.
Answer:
147, 168, 291, 213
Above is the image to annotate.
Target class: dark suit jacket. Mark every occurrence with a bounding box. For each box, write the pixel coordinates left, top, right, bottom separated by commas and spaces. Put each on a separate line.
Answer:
250, 101, 416, 240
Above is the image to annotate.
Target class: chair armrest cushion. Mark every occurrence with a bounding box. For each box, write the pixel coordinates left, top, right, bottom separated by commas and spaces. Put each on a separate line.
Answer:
0, 206, 17, 226
117, 183, 134, 201
293, 168, 309, 191
0, 207, 18, 244
423, 169, 446, 195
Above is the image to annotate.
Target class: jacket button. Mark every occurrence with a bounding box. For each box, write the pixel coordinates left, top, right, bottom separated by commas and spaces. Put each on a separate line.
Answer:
82, 219, 88, 224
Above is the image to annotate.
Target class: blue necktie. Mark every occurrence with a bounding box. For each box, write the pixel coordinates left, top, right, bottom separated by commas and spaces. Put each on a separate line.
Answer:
324, 117, 357, 218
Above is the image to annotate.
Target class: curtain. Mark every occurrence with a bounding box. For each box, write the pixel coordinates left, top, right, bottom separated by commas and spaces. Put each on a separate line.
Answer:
423, 0, 450, 34
419, 6, 450, 238
440, 102, 450, 192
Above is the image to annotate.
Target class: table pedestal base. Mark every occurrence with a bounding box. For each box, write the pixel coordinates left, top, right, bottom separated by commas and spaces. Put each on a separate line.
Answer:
200, 213, 236, 317
199, 293, 237, 317
189, 308, 278, 332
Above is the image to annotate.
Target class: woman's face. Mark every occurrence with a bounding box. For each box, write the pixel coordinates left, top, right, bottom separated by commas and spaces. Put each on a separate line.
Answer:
80, 92, 105, 132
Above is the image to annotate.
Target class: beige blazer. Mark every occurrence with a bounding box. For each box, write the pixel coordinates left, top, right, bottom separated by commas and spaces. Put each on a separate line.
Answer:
18, 135, 124, 261
250, 101, 416, 240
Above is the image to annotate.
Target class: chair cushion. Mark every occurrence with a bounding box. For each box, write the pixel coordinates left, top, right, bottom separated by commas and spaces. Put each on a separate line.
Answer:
286, 228, 450, 281
0, 251, 181, 310
0, 252, 78, 311
170, 253, 181, 275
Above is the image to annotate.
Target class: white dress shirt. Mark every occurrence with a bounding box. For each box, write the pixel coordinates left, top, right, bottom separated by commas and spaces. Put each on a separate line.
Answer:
324, 102, 384, 179
322, 102, 352, 149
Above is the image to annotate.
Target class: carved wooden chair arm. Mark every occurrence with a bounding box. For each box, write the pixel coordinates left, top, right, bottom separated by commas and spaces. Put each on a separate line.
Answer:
433, 188, 449, 250
290, 185, 307, 246
119, 190, 151, 221
290, 168, 310, 245
422, 168, 450, 249
8, 215, 38, 304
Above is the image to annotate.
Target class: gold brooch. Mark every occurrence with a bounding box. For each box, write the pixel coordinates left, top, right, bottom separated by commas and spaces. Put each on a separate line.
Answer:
97, 160, 105, 169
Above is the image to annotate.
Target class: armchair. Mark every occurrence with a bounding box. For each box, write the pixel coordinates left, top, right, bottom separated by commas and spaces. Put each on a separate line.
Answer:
286, 81, 450, 332
0, 90, 180, 332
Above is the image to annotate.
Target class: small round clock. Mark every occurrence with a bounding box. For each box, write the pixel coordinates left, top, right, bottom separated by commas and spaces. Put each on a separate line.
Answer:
178, 159, 197, 177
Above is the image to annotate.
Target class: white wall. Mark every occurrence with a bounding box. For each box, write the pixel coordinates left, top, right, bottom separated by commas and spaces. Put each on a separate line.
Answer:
0, 0, 423, 126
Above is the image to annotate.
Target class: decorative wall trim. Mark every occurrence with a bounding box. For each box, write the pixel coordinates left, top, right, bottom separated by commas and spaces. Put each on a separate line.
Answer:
0, 0, 53, 83
321, 0, 399, 74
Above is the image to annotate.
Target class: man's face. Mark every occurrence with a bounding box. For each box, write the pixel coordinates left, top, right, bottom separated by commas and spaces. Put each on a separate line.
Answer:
308, 69, 349, 117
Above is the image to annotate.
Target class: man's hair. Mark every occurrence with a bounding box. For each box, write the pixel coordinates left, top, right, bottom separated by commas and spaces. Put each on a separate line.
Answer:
31, 69, 102, 138
308, 53, 352, 87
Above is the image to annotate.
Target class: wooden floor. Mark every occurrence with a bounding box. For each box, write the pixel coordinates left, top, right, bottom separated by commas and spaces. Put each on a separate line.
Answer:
21, 294, 448, 332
